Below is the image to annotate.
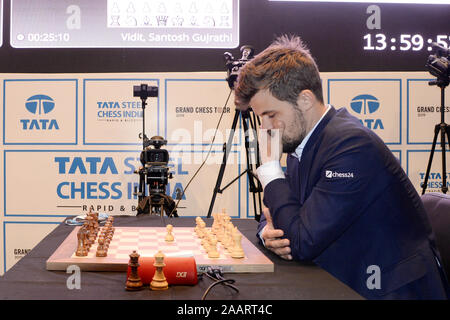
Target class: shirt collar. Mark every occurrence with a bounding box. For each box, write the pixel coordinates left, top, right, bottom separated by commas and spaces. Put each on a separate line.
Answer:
291, 104, 331, 161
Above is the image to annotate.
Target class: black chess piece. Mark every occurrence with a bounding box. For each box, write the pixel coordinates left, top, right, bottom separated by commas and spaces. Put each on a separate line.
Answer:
125, 251, 143, 291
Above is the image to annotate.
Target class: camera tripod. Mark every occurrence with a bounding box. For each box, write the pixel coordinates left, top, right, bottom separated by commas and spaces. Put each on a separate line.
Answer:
207, 107, 263, 221
133, 84, 177, 217
421, 79, 450, 195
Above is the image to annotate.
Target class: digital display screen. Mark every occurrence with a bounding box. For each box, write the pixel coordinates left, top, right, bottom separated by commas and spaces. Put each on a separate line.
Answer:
2, 0, 449, 72
10, 0, 240, 48
269, 0, 450, 4
363, 33, 450, 52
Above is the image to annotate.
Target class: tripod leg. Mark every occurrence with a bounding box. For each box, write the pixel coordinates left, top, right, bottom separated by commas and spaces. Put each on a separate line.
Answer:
242, 117, 259, 218
244, 112, 264, 221
422, 124, 440, 195
207, 110, 241, 218
440, 124, 448, 194
443, 125, 450, 194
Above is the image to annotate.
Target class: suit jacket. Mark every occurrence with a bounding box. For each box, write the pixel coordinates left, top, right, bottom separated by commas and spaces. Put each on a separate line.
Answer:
259, 106, 449, 299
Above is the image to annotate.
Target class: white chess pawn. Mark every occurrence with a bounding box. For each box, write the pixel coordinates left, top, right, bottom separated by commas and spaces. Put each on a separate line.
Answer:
165, 224, 174, 242
224, 223, 234, 251
230, 228, 245, 259
208, 238, 220, 259
211, 213, 218, 235
198, 220, 206, 239
195, 217, 202, 233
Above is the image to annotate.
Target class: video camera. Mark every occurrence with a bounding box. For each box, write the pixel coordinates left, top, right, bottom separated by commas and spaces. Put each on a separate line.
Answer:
224, 45, 255, 90
426, 43, 450, 86
133, 84, 158, 100
140, 136, 172, 195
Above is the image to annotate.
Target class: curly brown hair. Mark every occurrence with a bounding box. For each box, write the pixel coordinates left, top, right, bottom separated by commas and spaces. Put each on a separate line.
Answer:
235, 35, 324, 108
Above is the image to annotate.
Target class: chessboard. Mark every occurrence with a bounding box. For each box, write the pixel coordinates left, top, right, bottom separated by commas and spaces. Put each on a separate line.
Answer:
46, 217, 274, 274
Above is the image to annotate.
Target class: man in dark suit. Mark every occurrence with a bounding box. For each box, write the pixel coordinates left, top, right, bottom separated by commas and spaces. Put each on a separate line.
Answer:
234, 35, 449, 299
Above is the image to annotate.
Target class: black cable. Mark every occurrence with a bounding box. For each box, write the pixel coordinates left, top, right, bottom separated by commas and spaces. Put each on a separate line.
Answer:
204, 271, 239, 292
200, 267, 239, 300
168, 89, 234, 218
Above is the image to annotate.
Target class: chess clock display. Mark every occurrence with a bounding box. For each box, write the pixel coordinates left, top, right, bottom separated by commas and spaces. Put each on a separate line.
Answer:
21, 33, 71, 43
364, 34, 450, 52
10, 0, 240, 48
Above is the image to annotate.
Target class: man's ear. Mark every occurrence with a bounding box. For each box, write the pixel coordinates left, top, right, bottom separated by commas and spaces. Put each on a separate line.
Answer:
296, 90, 315, 112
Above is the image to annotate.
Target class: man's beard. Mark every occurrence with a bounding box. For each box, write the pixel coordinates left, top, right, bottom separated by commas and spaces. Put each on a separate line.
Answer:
282, 133, 304, 153
282, 107, 307, 153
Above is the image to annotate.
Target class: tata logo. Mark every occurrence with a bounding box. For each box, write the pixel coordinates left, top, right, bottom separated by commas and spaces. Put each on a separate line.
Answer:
25, 95, 55, 114
350, 94, 384, 130
20, 94, 60, 130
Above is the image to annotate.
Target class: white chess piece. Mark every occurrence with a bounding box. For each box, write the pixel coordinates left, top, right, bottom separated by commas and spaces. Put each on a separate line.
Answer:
165, 224, 174, 242
208, 237, 220, 259
230, 227, 245, 259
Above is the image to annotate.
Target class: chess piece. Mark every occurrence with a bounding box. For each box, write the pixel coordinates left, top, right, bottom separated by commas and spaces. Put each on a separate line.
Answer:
75, 227, 88, 256
207, 238, 220, 259
195, 217, 202, 235
81, 225, 91, 251
96, 237, 107, 257
198, 220, 206, 238
150, 251, 169, 290
92, 212, 99, 233
223, 223, 234, 250
165, 224, 174, 242
202, 232, 212, 252
230, 228, 245, 259
221, 215, 231, 243
126, 251, 143, 291
211, 213, 218, 235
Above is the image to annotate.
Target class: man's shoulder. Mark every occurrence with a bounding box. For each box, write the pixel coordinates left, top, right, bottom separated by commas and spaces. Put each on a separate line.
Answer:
321, 107, 374, 145
316, 107, 390, 161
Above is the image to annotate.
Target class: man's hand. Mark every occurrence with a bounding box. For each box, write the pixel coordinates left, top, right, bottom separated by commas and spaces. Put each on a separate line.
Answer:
258, 121, 284, 164
261, 208, 292, 260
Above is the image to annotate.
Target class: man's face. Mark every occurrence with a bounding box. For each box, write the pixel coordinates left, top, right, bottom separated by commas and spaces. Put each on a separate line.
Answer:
250, 89, 307, 153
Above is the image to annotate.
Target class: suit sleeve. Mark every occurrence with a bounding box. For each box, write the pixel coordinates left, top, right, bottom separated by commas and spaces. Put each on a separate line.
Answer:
263, 134, 390, 261
256, 162, 290, 240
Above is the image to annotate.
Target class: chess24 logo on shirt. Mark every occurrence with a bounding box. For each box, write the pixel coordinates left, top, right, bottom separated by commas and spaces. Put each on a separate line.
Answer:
325, 170, 354, 179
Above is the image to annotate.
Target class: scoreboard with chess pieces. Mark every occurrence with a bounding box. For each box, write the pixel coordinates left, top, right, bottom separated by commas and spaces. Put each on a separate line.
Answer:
46, 210, 274, 274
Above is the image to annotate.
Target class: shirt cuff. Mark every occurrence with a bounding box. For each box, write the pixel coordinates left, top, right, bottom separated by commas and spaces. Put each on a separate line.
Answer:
256, 160, 285, 189
258, 225, 267, 247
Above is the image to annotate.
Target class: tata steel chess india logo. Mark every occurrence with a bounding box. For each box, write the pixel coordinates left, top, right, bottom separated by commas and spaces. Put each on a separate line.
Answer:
20, 94, 60, 130
350, 94, 384, 130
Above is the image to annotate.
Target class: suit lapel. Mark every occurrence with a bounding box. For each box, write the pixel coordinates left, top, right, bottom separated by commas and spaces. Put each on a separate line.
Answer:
298, 106, 337, 204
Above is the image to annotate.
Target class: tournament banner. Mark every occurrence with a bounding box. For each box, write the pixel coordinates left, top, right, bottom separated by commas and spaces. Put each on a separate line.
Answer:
327, 76, 402, 145
2, 221, 60, 274
407, 150, 450, 194
407, 78, 450, 145
83, 78, 160, 145
3, 79, 78, 145
164, 77, 241, 147
3, 149, 244, 218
